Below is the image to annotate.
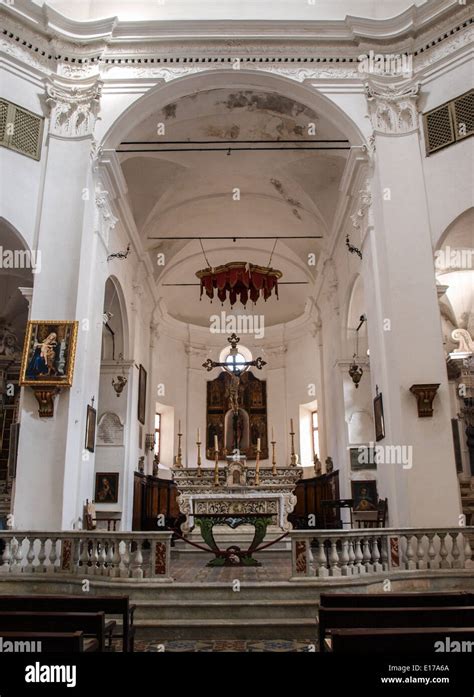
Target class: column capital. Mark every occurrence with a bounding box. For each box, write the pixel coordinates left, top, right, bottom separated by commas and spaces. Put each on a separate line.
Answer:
365, 78, 420, 136
45, 75, 102, 139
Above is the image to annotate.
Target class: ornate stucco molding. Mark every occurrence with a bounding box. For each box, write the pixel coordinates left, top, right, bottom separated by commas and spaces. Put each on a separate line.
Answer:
350, 178, 373, 235
94, 186, 118, 249
45, 75, 102, 138
365, 78, 420, 135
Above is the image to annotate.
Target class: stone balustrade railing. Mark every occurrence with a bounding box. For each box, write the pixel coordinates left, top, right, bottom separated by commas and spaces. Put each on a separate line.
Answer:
290, 528, 474, 580
0, 531, 173, 581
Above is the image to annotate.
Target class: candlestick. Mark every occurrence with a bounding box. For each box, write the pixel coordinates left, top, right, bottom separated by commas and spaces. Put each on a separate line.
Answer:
214, 434, 218, 452
214, 443, 219, 487
196, 437, 202, 477
289, 419, 297, 466
257, 437, 261, 452
271, 426, 275, 441
271, 439, 277, 475
176, 425, 183, 467
178, 419, 181, 433
197, 427, 201, 442
255, 447, 261, 486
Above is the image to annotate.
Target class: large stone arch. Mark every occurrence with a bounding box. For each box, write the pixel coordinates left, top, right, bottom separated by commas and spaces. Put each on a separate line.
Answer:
100, 68, 366, 149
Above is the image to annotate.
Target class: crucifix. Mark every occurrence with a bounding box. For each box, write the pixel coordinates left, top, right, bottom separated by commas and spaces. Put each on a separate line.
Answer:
202, 333, 267, 453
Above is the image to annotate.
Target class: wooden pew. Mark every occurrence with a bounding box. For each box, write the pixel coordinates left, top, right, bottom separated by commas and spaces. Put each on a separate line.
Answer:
319, 606, 474, 652
0, 595, 135, 652
330, 626, 474, 654
320, 591, 474, 608
0, 631, 98, 652
0, 612, 114, 652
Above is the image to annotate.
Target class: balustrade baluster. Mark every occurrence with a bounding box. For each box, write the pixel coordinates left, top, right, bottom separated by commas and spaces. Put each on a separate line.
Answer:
439, 533, 450, 569
26, 537, 36, 573
132, 540, 144, 579
362, 537, 372, 572
450, 533, 461, 569
427, 533, 439, 569
463, 533, 472, 569
79, 537, 89, 572
37, 539, 47, 573
48, 538, 58, 573
354, 537, 364, 574
380, 535, 389, 571
13, 536, 24, 572
329, 539, 341, 577
405, 535, 417, 570
1, 538, 12, 573
316, 538, 329, 577
347, 538, 356, 575
97, 538, 107, 575
416, 534, 427, 570
120, 540, 132, 578
371, 536, 383, 573
340, 539, 350, 576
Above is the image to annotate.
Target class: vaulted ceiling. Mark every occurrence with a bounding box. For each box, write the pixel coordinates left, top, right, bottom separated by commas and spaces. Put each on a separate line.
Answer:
118, 87, 349, 327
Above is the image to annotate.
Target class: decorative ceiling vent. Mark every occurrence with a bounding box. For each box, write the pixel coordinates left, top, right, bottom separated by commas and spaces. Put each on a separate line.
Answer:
0, 99, 43, 161
423, 90, 473, 156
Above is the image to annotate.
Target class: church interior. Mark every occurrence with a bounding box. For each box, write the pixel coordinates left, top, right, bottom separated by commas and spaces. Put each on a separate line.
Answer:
0, 0, 473, 682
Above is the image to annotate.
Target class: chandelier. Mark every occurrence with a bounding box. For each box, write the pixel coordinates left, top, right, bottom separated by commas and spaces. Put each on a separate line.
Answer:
196, 261, 282, 307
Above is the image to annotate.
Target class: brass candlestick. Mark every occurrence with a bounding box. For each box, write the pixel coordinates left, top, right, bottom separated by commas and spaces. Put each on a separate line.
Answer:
271, 440, 277, 475
214, 448, 219, 486
176, 430, 183, 467
196, 440, 202, 477
289, 428, 297, 466
255, 447, 261, 486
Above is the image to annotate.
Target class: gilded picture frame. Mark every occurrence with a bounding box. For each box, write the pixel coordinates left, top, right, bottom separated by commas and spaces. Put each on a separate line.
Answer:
19, 320, 78, 387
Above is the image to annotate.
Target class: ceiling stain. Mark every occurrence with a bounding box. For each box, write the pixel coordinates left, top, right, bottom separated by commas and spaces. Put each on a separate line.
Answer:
219, 91, 316, 121
204, 124, 241, 140
271, 178, 303, 221
162, 103, 177, 119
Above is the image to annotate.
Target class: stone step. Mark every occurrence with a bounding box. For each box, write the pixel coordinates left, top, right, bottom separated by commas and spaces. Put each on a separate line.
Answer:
132, 598, 318, 620
133, 617, 318, 641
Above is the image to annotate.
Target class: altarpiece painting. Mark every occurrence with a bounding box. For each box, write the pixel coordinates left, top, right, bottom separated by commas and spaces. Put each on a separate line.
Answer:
206, 370, 268, 460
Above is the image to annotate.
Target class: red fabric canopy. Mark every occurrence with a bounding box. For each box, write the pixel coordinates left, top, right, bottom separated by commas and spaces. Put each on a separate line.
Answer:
196, 262, 282, 307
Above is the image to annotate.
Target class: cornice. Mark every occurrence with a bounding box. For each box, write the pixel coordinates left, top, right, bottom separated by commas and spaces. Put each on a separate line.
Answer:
1, 1, 471, 70
2, 0, 466, 44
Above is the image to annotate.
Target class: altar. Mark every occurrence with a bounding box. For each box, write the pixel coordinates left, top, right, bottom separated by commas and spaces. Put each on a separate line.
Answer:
172, 459, 300, 538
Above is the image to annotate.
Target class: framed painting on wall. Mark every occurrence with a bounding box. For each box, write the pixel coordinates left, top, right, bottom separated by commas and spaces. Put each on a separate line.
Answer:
85, 405, 97, 453
137, 364, 147, 425
19, 320, 78, 387
374, 392, 385, 442
94, 472, 119, 504
351, 480, 378, 512
350, 446, 377, 471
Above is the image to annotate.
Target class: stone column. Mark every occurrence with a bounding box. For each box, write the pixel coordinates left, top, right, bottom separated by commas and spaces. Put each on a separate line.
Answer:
362, 78, 461, 527
14, 74, 107, 530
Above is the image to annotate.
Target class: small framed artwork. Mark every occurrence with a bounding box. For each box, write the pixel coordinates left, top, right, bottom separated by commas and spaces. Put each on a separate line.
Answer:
94, 472, 119, 503
350, 446, 377, 471
374, 392, 385, 441
20, 320, 78, 387
85, 405, 97, 453
351, 480, 378, 512
137, 364, 147, 425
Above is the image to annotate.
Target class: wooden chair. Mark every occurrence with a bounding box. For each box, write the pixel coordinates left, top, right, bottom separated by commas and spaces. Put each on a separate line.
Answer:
352, 497, 387, 528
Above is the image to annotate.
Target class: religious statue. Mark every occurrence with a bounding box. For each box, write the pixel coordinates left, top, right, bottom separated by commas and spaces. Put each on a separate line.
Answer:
325, 456, 334, 473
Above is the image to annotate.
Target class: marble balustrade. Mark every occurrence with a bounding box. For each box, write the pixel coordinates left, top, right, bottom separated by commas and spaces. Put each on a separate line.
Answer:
290, 528, 474, 579
0, 531, 173, 581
